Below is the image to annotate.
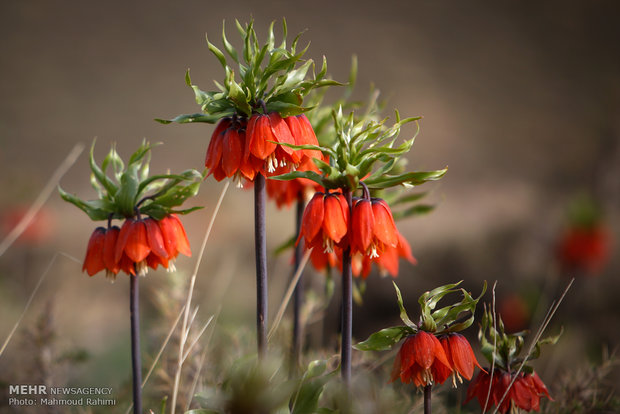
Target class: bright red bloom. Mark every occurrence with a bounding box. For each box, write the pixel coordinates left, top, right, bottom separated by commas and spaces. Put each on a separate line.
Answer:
246, 112, 300, 173
391, 331, 452, 387
297, 191, 349, 254
82, 214, 191, 279
466, 369, 552, 413
283, 114, 322, 161
350, 198, 399, 258
157, 214, 192, 271
556, 225, 610, 276
83, 227, 107, 276
498, 294, 530, 333
206, 117, 263, 186
438, 334, 484, 385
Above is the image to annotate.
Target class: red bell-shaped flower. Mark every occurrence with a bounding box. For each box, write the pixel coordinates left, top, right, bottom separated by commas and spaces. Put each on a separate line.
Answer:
246, 112, 300, 173
438, 333, 484, 385
206, 117, 263, 186
350, 197, 399, 258
466, 369, 552, 413
391, 330, 453, 387
297, 191, 349, 254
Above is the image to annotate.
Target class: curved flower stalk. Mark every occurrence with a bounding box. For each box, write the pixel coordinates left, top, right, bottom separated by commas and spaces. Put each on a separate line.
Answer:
465, 307, 560, 413
356, 282, 486, 412
59, 140, 203, 414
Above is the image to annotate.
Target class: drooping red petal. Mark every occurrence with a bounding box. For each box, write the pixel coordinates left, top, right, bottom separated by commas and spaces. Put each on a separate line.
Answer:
124, 220, 150, 262
371, 199, 399, 247
170, 214, 191, 257
410, 331, 436, 369
351, 198, 375, 253
205, 118, 229, 170
299, 192, 325, 243
115, 219, 134, 263
269, 113, 297, 157
144, 218, 168, 259
222, 127, 243, 177
247, 114, 277, 160
83, 227, 106, 276
103, 226, 120, 274
447, 334, 479, 380
323, 193, 348, 243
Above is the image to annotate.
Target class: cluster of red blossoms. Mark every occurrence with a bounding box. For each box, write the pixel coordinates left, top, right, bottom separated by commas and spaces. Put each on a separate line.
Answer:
466, 370, 552, 413
83, 214, 191, 280
205, 112, 321, 187
391, 331, 482, 387
297, 191, 415, 278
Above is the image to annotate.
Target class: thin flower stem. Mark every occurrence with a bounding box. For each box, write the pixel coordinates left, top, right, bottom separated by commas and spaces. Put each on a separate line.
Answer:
424, 385, 432, 414
129, 274, 142, 414
255, 173, 268, 358
291, 193, 305, 372
341, 189, 353, 385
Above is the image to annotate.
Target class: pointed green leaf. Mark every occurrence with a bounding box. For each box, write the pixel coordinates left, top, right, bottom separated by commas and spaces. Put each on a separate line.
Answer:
354, 326, 414, 351
393, 282, 416, 328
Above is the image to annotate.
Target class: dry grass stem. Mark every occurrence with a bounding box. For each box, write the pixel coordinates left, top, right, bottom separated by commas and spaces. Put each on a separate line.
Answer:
267, 249, 312, 341
170, 180, 229, 414
0, 143, 84, 257
0, 252, 80, 358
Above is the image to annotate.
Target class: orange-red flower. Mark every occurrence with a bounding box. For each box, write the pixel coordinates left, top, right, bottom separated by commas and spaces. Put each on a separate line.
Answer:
466, 369, 552, 413
391, 330, 453, 387
205, 117, 263, 186
83, 214, 191, 279
245, 112, 300, 173
297, 191, 349, 254
350, 198, 399, 258
83, 227, 107, 276
437, 334, 483, 385
556, 225, 610, 276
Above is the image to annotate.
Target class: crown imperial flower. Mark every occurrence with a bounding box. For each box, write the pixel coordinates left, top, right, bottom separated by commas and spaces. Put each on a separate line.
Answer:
390, 331, 452, 387
466, 370, 552, 413
297, 191, 349, 254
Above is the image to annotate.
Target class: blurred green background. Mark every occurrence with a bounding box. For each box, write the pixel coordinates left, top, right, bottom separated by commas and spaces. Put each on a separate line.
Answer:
1, 0, 618, 411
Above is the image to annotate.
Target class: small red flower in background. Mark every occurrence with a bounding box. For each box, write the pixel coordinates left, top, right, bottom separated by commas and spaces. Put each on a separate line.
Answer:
391, 330, 452, 387
556, 225, 610, 276
437, 333, 484, 385
466, 369, 552, 413
266, 156, 323, 208
83, 214, 191, 280
354, 232, 417, 278
297, 191, 349, 254
498, 294, 530, 333
1, 205, 53, 244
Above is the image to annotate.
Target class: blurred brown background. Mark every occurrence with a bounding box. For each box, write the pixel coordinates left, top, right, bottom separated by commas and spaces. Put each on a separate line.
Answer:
1, 0, 619, 404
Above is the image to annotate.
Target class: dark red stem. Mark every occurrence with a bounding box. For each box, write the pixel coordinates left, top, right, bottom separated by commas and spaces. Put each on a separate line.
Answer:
341, 189, 353, 384
424, 385, 432, 414
254, 173, 268, 358
130, 273, 142, 414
